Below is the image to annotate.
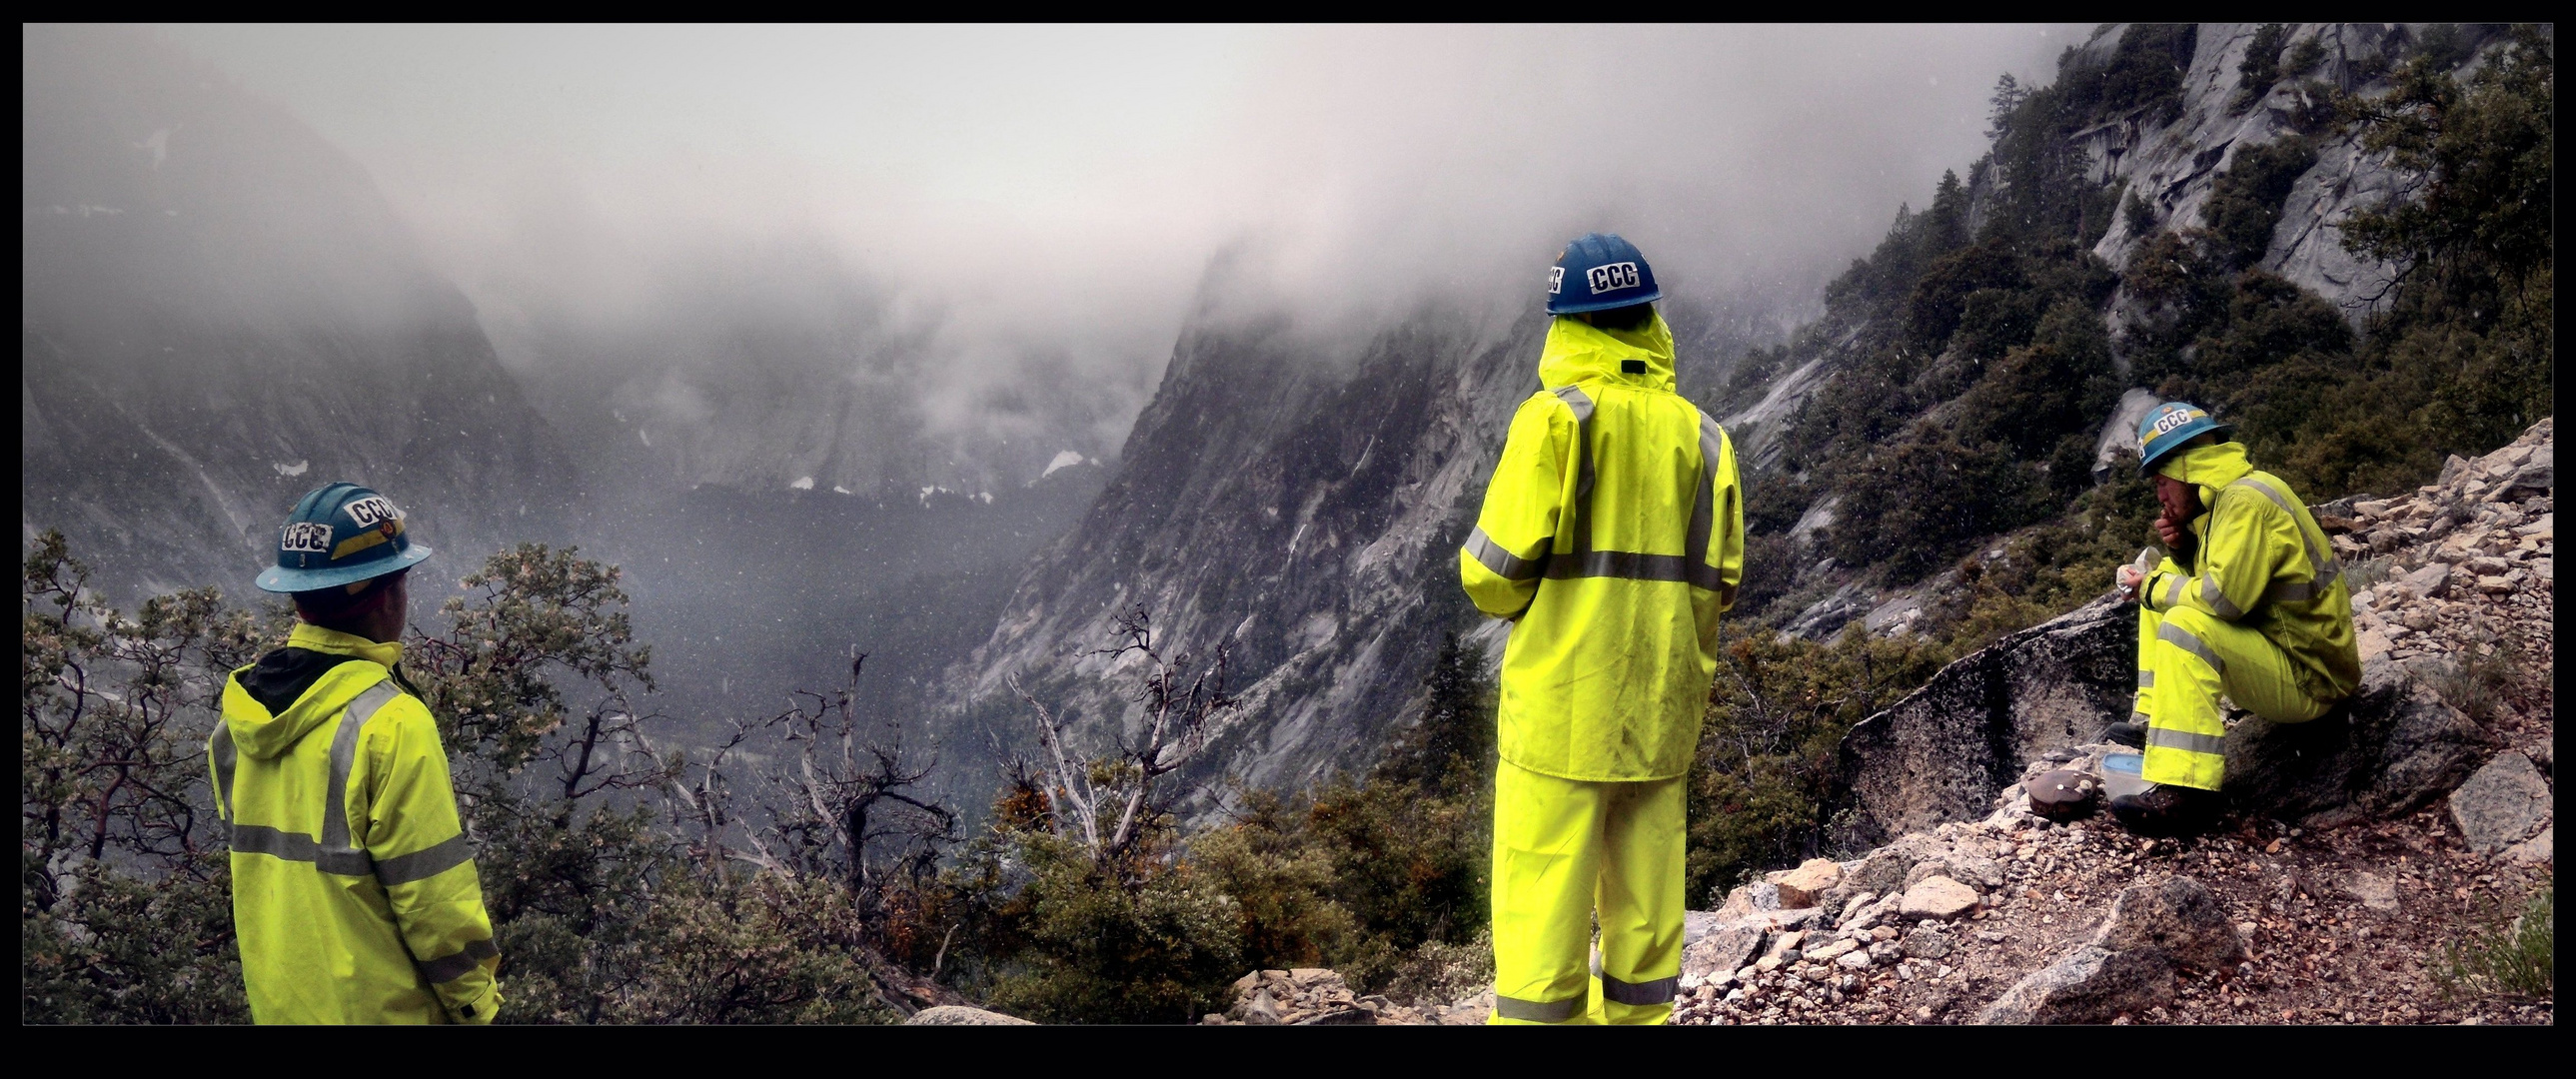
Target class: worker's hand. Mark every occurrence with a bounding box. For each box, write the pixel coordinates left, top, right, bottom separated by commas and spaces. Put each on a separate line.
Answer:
2152, 512, 2193, 552
2115, 563, 2145, 600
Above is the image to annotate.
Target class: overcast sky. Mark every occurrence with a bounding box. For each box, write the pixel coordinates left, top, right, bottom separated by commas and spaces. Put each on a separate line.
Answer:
154, 23, 2091, 402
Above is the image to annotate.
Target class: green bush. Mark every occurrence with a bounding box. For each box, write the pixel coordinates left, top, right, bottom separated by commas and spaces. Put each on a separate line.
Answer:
1685, 625, 1956, 903
2437, 885, 2553, 1001
2233, 24, 2292, 112
2201, 138, 2319, 269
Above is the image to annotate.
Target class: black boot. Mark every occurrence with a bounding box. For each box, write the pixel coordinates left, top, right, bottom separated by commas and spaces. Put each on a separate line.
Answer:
2108, 783, 2220, 837
2098, 720, 2147, 748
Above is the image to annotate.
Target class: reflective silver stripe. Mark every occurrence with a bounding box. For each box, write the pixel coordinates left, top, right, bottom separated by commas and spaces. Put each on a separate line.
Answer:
229, 822, 324, 862
2197, 574, 2243, 618
319, 680, 400, 877
2159, 573, 2186, 609
1494, 993, 1587, 1022
2145, 725, 2228, 755
1554, 386, 1597, 554
374, 833, 475, 886
2157, 621, 2225, 675
2265, 576, 2334, 603
1542, 549, 1728, 589
1684, 414, 1723, 579
2137, 670, 2154, 688
1465, 526, 1546, 581
1601, 972, 1680, 1006
418, 938, 501, 985
210, 723, 238, 818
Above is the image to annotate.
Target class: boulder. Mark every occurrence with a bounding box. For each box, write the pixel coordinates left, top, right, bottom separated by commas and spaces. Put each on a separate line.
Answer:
2090, 876, 2246, 971
2225, 655, 2495, 827
1975, 945, 2175, 1024
1681, 922, 1766, 982
903, 1005, 1035, 1025
1830, 597, 2137, 849
1715, 880, 1781, 918
1898, 876, 1980, 921
1768, 858, 1844, 908
2448, 751, 2552, 855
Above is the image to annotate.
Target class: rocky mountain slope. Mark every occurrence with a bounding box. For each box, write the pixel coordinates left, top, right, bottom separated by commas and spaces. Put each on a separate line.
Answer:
1749, 23, 2513, 638
21, 26, 576, 599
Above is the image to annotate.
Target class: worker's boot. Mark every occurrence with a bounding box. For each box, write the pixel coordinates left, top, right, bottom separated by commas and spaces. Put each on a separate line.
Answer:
2108, 783, 2220, 837
2097, 720, 2147, 748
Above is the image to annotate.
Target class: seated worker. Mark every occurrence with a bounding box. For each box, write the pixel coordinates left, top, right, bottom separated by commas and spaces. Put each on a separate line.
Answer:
2107, 402, 2360, 836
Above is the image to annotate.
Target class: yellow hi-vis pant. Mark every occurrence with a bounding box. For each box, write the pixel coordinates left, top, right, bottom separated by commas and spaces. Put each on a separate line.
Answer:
2133, 605, 2333, 791
1490, 760, 1684, 1025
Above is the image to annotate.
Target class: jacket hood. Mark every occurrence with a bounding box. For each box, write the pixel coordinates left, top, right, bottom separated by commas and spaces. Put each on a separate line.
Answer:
2157, 440, 2255, 508
222, 623, 403, 760
1538, 313, 1677, 393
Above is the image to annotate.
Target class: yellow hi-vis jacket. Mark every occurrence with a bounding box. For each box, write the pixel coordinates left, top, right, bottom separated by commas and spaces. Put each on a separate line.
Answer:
212, 622, 502, 1024
2140, 441, 2361, 701
1461, 313, 1745, 782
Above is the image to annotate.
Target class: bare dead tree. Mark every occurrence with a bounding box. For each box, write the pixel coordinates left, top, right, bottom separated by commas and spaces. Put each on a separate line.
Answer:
673, 648, 956, 907
1011, 603, 1236, 875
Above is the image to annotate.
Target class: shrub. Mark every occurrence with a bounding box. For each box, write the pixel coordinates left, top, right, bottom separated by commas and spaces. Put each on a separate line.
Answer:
2436, 886, 2553, 1001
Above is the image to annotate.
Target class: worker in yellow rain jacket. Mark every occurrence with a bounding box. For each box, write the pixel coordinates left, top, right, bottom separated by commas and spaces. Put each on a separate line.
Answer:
1461, 233, 1745, 1024
2107, 402, 2360, 835
213, 482, 502, 1023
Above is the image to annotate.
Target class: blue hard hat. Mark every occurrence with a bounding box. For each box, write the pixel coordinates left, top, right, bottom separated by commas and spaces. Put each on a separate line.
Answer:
2135, 401, 2232, 473
1546, 232, 1663, 315
254, 482, 433, 593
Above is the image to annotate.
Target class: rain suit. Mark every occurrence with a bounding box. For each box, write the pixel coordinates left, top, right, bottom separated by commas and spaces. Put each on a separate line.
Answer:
213, 622, 501, 1024
1461, 312, 1744, 1024
2132, 442, 2360, 790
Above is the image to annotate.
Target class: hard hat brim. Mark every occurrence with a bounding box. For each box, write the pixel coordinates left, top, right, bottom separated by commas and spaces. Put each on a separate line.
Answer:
1546, 287, 1664, 316
2138, 419, 2231, 473
255, 543, 433, 593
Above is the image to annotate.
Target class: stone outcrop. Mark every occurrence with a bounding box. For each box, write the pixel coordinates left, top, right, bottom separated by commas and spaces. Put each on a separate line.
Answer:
1975, 944, 2177, 1025
1975, 875, 2245, 1024
2223, 656, 2492, 827
1829, 598, 2136, 850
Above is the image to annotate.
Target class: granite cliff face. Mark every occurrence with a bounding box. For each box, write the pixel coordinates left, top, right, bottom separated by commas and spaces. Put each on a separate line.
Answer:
21, 26, 576, 599
2077, 23, 2507, 327
952, 304, 1540, 791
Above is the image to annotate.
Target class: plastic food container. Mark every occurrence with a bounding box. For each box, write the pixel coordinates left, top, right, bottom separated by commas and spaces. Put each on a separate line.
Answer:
2100, 752, 2150, 800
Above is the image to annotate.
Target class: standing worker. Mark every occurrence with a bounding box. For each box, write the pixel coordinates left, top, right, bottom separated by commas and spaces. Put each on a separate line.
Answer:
2107, 403, 2359, 835
213, 483, 503, 1023
1461, 234, 1745, 1025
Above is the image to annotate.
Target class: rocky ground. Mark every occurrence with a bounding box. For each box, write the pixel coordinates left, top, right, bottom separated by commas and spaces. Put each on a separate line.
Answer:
1664, 421, 2554, 1026
1203, 421, 2553, 1027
